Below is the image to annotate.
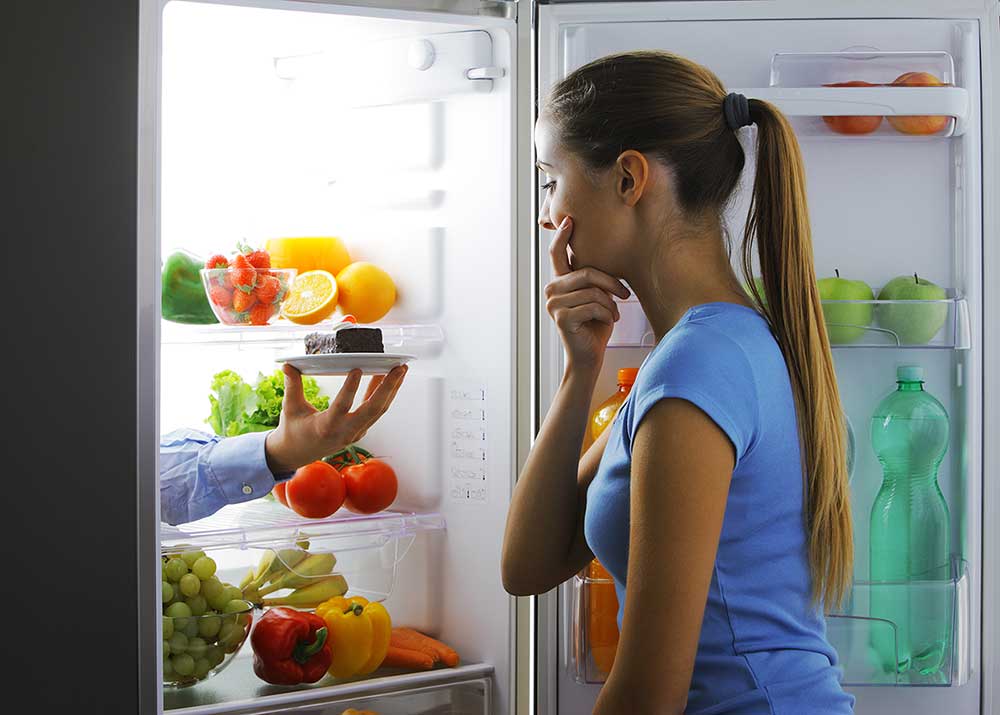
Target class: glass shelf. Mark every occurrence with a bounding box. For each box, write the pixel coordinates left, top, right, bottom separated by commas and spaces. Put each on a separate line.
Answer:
825, 557, 970, 687
163, 659, 493, 713
162, 501, 446, 603
161, 318, 445, 356
607, 298, 970, 350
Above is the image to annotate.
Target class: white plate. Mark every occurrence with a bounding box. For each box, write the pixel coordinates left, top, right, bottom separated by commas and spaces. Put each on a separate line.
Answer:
275, 353, 415, 376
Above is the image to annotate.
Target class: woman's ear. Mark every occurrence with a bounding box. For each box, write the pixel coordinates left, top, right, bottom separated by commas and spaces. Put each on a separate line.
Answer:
614, 150, 650, 207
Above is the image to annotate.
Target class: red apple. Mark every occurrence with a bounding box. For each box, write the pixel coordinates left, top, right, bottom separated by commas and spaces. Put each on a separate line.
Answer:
886, 71, 949, 135
822, 81, 884, 135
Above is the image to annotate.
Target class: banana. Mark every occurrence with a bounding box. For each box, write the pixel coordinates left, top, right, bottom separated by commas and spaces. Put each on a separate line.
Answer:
261, 574, 349, 608
243, 547, 313, 596
257, 552, 338, 596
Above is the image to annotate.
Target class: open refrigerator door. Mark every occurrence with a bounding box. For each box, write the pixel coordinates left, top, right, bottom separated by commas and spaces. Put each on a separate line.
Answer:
143, 1, 524, 713
534, 2, 995, 714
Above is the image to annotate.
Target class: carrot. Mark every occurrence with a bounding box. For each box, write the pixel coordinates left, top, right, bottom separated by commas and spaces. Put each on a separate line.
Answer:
382, 645, 435, 670
389, 629, 441, 662
394, 628, 460, 667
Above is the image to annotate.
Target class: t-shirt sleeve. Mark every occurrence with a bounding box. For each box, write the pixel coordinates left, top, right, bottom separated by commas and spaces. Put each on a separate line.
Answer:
628, 324, 760, 464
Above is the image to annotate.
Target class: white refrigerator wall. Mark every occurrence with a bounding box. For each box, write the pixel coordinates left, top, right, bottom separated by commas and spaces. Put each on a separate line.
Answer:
158, 2, 516, 712
537, 6, 982, 715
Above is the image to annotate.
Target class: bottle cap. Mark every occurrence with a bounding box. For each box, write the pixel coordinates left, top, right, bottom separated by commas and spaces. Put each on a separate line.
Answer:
896, 365, 924, 382
617, 368, 639, 386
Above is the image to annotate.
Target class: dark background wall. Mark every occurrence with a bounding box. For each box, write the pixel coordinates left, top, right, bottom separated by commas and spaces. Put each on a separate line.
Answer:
1, 2, 140, 711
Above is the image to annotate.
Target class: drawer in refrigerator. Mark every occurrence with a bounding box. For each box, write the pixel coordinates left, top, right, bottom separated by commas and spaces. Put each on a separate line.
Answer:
746, 50, 971, 139
568, 566, 620, 685
824, 556, 970, 687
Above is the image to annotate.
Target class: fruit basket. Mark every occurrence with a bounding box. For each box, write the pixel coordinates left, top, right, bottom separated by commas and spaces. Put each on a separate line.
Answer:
824, 557, 970, 686
755, 50, 969, 139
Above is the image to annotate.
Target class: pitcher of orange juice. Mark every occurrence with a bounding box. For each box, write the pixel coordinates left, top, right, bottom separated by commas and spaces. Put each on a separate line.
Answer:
583, 367, 637, 677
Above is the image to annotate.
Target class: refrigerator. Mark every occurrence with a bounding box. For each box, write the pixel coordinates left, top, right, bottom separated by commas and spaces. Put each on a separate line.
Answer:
124, 1, 998, 714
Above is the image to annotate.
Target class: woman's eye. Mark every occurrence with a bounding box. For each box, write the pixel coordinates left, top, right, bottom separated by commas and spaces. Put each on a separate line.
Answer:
541, 181, 555, 192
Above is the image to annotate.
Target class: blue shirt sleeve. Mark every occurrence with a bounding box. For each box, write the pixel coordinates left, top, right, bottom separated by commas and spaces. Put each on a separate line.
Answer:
159, 428, 280, 526
628, 323, 760, 464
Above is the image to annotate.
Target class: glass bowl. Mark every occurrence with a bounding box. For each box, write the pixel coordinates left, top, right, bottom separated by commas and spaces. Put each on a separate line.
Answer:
200, 268, 297, 326
162, 600, 256, 689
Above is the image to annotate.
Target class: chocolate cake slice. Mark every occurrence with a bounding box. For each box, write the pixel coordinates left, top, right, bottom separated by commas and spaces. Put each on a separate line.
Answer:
305, 327, 384, 354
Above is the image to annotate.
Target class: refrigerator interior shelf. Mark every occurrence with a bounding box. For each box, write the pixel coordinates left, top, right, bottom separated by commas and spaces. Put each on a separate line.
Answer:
824, 557, 970, 687
162, 501, 446, 603
164, 661, 493, 713
608, 298, 970, 350
161, 319, 445, 356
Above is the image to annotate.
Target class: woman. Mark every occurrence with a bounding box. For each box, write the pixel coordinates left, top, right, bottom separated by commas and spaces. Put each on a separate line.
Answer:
501, 51, 854, 714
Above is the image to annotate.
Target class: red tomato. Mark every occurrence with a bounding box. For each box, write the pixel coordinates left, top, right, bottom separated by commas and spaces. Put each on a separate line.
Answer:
273, 481, 288, 507
341, 459, 398, 514
286, 461, 346, 518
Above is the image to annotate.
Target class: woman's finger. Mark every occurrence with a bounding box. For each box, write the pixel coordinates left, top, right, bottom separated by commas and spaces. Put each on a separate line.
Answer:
554, 303, 616, 333
546, 288, 620, 320
548, 216, 574, 277
546, 266, 630, 300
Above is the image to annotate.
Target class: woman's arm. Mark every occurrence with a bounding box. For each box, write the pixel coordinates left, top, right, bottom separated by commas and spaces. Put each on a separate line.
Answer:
501, 368, 613, 596
594, 397, 734, 715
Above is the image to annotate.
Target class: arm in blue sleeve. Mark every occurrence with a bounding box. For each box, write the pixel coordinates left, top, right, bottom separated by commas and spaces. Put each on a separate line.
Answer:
159, 428, 281, 526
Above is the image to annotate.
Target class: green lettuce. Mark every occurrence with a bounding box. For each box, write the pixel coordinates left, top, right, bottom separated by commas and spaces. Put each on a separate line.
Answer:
206, 369, 329, 436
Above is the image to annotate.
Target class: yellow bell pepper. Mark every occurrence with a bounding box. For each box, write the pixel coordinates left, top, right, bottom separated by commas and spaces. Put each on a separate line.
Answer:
316, 595, 392, 678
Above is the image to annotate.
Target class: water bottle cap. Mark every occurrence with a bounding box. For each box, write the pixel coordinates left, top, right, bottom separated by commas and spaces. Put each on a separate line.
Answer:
896, 365, 924, 382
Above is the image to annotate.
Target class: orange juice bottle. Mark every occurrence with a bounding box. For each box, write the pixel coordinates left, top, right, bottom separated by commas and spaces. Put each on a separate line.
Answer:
583, 368, 637, 677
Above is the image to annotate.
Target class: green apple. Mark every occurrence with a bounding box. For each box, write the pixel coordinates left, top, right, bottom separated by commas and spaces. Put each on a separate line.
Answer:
817, 270, 874, 344
875, 273, 948, 344
743, 276, 767, 308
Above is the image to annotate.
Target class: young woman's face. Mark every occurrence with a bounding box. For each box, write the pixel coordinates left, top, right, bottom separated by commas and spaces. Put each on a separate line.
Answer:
535, 116, 632, 277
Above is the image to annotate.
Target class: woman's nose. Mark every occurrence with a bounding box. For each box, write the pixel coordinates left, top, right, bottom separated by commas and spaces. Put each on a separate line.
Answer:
538, 195, 556, 231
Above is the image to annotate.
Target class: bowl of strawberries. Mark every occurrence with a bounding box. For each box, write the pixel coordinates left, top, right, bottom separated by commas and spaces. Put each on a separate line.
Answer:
200, 244, 296, 326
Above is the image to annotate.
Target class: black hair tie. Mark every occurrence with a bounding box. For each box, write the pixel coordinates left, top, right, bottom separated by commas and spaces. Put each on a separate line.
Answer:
723, 92, 752, 131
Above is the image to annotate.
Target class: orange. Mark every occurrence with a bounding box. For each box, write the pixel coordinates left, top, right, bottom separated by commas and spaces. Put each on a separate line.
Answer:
336, 262, 396, 324
281, 270, 340, 325
265, 237, 352, 276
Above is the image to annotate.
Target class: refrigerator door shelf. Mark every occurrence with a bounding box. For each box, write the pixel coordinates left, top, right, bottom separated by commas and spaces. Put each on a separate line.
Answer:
824, 557, 971, 687
164, 662, 493, 714
606, 298, 970, 350
770, 50, 957, 88
731, 87, 969, 138
161, 320, 446, 357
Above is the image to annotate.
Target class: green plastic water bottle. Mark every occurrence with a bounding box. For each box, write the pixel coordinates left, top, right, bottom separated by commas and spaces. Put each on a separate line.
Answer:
869, 365, 951, 679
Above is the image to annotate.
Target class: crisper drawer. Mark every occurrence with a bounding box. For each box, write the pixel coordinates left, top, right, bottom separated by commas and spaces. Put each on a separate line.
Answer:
250, 677, 491, 715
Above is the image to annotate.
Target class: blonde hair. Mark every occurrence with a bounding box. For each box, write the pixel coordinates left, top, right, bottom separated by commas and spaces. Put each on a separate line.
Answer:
545, 50, 852, 607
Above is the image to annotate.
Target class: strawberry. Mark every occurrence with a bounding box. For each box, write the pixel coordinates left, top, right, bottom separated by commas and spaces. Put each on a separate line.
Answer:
230, 253, 257, 292
237, 240, 271, 270
249, 302, 276, 326
233, 288, 257, 313
208, 285, 232, 308
205, 254, 229, 270
254, 275, 281, 304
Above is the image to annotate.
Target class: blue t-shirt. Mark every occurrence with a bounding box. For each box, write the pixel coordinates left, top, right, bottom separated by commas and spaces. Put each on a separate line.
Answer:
584, 302, 854, 715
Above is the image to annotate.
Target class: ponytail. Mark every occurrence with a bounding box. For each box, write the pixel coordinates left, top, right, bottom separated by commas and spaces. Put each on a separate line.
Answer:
742, 100, 853, 608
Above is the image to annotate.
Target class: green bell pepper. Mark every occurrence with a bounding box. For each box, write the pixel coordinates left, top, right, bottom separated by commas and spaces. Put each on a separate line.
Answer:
162, 250, 218, 324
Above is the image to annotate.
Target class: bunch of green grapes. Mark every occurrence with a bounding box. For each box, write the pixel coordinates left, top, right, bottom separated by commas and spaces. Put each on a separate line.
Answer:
161, 549, 253, 686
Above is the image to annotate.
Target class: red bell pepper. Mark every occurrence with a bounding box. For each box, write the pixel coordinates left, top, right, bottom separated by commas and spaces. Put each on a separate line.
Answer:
251, 607, 332, 685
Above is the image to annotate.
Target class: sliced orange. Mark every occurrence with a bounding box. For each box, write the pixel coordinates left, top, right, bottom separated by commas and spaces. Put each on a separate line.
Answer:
281, 270, 339, 325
